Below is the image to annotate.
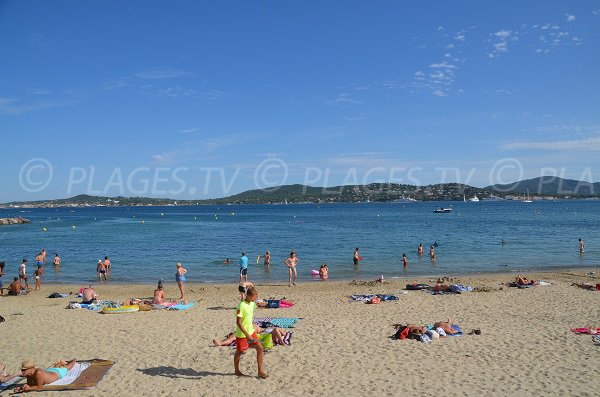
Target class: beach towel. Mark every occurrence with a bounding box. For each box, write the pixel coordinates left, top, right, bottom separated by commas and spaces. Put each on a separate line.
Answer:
571, 327, 600, 335
41, 359, 114, 391
349, 294, 398, 302
253, 317, 301, 328
0, 376, 23, 392
167, 301, 197, 311
448, 284, 473, 293
446, 324, 464, 337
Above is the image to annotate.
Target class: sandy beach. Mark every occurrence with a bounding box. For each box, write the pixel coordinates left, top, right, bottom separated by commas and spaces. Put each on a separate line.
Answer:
1, 270, 599, 396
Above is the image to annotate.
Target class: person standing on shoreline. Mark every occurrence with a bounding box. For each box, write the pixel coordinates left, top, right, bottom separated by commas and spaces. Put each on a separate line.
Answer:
19, 258, 29, 289
176, 262, 187, 302
284, 251, 298, 287
353, 248, 360, 265
579, 239, 585, 254
33, 265, 43, 291
239, 252, 249, 284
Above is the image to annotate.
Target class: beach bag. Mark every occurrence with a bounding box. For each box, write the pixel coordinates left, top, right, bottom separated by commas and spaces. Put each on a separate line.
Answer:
367, 297, 381, 304
394, 326, 410, 340
267, 300, 280, 308
258, 333, 273, 349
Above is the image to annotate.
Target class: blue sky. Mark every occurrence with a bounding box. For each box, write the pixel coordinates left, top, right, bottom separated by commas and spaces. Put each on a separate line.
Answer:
1, 1, 599, 201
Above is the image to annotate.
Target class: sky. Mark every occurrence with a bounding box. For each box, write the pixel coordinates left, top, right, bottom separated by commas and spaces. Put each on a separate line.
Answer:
1, 1, 599, 201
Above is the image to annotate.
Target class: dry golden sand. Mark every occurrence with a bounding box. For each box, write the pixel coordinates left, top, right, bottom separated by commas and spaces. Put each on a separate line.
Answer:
1, 270, 600, 396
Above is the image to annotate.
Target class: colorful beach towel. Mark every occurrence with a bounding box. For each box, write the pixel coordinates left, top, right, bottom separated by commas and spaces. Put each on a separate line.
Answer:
253, 317, 301, 328
571, 327, 600, 335
348, 294, 398, 302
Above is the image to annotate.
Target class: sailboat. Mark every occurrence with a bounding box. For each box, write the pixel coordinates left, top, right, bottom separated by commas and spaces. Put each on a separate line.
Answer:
522, 189, 532, 203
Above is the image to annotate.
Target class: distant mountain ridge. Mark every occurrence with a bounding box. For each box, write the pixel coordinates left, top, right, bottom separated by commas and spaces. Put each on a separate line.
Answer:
486, 177, 600, 196
2, 177, 598, 207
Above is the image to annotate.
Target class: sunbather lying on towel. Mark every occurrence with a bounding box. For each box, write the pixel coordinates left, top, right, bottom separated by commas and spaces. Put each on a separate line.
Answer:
515, 276, 538, 286
213, 324, 286, 346
434, 320, 459, 335
14, 358, 77, 392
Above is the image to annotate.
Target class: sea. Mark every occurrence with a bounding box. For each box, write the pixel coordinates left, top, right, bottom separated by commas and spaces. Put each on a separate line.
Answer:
0, 201, 598, 285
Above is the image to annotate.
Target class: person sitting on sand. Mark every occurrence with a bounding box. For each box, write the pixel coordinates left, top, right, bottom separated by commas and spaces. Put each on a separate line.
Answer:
434, 320, 459, 335
515, 276, 538, 286
238, 281, 254, 301
81, 286, 96, 304
14, 359, 77, 392
213, 324, 286, 347
9, 277, 26, 296
319, 264, 328, 280
153, 283, 165, 304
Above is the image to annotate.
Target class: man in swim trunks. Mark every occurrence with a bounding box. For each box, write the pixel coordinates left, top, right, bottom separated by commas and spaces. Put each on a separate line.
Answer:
239, 252, 249, 284
9, 277, 25, 296
35, 252, 44, 266
97, 260, 107, 282
19, 258, 29, 289
15, 359, 77, 392
353, 247, 360, 265
33, 265, 43, 291
81, 286, 96, 304
40, 249, 46, 265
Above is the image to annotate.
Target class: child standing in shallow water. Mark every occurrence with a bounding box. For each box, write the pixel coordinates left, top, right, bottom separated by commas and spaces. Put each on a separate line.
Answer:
33, 265, 43, 291
234, 287, 268, 379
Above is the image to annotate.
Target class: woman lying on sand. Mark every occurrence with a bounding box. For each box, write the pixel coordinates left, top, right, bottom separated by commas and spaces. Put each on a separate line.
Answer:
515, 276, 538, 286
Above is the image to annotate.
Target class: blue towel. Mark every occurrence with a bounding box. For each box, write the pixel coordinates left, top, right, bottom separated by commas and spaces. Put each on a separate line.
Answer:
447, 324, 464, 337
254, 317, 301, 328
167, 301, 197, 311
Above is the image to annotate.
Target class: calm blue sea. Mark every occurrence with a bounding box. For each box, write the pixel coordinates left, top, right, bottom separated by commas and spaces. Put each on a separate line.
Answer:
0, 201, 598, 284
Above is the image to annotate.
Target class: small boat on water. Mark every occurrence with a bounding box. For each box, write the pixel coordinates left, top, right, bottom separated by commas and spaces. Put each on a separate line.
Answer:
433, 207, 453, 213
522, 188, 532, 203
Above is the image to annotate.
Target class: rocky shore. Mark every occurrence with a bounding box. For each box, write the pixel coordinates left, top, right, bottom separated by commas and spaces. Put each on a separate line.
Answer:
0, 217, 31, 225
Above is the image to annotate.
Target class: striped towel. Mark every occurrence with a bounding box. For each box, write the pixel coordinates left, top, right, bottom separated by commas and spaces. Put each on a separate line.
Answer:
253, 317, 301, 328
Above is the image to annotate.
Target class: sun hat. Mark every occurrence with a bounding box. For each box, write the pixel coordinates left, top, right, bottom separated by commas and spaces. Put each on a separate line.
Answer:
21, 360, 35, 370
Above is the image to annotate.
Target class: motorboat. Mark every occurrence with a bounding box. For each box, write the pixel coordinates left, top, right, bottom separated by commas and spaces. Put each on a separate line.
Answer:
433, 207, 453, 213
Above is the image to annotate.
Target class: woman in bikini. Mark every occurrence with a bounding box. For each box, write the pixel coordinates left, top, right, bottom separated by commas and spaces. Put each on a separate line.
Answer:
284, 251, 298, 287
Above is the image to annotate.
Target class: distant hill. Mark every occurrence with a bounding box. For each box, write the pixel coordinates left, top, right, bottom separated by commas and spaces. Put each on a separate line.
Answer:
3, 177, 599, 207
485, 177, 600, 196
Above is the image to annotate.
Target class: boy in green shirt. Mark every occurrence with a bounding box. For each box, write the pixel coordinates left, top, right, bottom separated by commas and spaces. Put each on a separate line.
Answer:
234, 287, 268, 379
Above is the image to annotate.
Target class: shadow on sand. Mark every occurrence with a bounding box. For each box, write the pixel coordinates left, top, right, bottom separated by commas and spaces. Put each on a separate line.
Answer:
137, 366, 232, 379
206, 306, 236, 311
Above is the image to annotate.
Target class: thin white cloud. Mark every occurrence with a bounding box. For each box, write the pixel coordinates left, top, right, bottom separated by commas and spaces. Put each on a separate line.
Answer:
326, 93, 362, 105
135, 68, 193, 80
565, 14, 576, 22
502, 136, 600, 151
430, 61, 457, 69
488, 30, 519, 58
180, 127, 201, 134
432, 89, 447, 97
0, 97, 78, 115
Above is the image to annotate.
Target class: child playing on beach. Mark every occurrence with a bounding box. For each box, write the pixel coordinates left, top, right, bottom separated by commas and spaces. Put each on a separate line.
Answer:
234, 287, 268, 379
33, 265, 43, 291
